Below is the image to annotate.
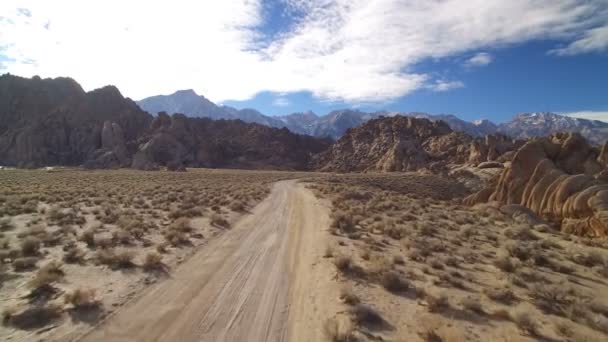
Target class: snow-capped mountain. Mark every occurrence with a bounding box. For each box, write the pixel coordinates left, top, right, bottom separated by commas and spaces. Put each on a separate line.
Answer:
498, 112, 608, 144
137, 92, 608, 144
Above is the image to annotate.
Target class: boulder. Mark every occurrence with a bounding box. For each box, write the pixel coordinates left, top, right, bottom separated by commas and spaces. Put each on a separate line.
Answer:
466, 132, 608, 237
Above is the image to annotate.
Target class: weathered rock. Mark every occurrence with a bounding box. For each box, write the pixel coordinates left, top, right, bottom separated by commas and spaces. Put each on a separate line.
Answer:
467, 132, 608, 237
313, 116, 518, 172
0, 74, 150, 167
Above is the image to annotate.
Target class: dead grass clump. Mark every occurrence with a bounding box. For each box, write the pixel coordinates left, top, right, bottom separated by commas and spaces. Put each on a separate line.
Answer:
112, 230, 133, 245
571, 251, 606, 268
331, 211, 356, 234
164, 229, 190, 246
210, 214, 230, 228
460, 297, 484, 314
505, 241, 533, 261
530, 284, 575, 316
95, 249, 135, 269
94, 236, 115, 249
20, 236, 41, 256
0, 218, 14, 231
553, 320, 574, 338
418, 224, 437, 237
334, 255, 353, 273
156, 242, 169, 254
513, 311, 539, 336
393, 255, 405, 265
13, 257, 38, 271
324, 245, 335, 258
64, 288, 100, 309
506, 226, 539, 241
170, 217, 194, 232
483, 287, 517, 304
381, 271, 410, 293
323, 318, 356, 342
28, 261, 64, 290
427, 293, 450, 313
494, 253, 518, 273
63, 247, 86, 264
385, 226, 406, 240
143, 252, 165, 271
430, 259, 444, 270
340, 286, 361, 305
3, 304, 62, 329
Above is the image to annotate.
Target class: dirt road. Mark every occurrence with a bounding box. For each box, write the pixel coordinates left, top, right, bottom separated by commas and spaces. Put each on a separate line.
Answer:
78, 180, 336, 342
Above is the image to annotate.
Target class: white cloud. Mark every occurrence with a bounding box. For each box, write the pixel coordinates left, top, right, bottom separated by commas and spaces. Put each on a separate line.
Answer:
0, 0, 607, 103
563, 111, 608, 122
550, 25, 608, 55
465, 52, 493, 67
428, 80, 465, 92
272, 97, 290, 107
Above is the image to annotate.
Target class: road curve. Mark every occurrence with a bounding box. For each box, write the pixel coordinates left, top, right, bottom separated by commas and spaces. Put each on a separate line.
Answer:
77, 180, 328, 342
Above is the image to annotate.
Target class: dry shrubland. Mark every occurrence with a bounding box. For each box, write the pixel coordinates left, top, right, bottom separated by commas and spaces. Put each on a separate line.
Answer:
0, 168, 301, 338
307, 172, 608, 342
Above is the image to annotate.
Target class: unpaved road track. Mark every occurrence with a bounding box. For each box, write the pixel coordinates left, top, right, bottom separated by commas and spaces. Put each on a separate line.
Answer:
78, 180, 331, 342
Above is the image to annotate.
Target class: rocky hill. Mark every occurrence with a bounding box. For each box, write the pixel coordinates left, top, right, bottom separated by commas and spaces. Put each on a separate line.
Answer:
0, 74, 151, 168
312, 116, 520, 172
0, 74, 330, 170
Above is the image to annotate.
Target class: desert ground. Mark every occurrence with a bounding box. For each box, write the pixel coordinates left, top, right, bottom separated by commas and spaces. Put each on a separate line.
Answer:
1, 169, 608, 342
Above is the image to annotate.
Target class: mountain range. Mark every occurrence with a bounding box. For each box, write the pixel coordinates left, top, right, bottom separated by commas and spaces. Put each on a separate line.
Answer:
137, 90, 608, 144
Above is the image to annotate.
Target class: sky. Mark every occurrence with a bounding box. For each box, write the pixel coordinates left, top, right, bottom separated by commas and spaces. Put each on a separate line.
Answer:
1, 0, 607, 123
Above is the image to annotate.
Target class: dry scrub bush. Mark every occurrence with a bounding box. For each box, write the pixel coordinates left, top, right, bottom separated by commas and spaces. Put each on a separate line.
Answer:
331, 211, 356, 234
210, 214, 229, 228
513, 311, 539, 336
143, 252, 165, 271
20, 236, 41, 256
483, 287, 516, 304
13, 257, 37, 271
95, 249, 135, 269
28, 260, 64, 290
340, 286, 361, 305
530, 284, 575, 316
64, 288, 100, 309
381, 271, 410, 293
334, 255, 353, 273
494, 253, 518, 273
460, 296, 484, 314
63, 246, 86, 264
427, 293, 450, 313
0, 218, 14, 231
323, 318, 356, 342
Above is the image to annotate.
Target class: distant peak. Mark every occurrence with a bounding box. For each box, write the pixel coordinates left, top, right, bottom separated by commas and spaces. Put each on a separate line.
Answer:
172, 89, 198, 96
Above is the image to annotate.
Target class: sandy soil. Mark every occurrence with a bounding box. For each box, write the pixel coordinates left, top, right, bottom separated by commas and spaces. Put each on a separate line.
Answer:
75, 180, 335, 342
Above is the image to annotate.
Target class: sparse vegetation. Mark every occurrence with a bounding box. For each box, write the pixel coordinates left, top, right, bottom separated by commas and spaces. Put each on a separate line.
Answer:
0, 169, 299, 340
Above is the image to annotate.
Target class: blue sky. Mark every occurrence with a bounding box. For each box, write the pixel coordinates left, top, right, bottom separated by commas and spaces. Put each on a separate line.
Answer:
1, 0, 608, 123
225, 39, 608, 122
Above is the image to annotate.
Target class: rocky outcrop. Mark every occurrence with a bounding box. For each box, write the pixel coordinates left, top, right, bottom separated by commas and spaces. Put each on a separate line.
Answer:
0, 75, 331, 171
313, 116, 519, 172
0, 74, 151, 168
131, 112, 331, 171
465, 132, 608, 236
